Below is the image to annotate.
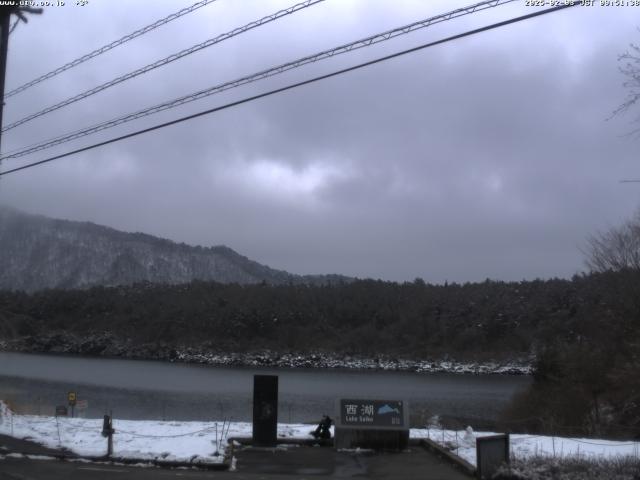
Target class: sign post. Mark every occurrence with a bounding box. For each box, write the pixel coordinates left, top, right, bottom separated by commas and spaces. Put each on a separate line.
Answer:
67, 391, 76, 418
334, 398, 409, 450
76, 399, 88, 417
101, 414, 115, 458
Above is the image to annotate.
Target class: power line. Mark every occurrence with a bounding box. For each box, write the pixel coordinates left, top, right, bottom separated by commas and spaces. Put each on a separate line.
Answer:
0, 0, 519, 161
2, 0, 510, 139
0, 4, 579, 178
2, 0, 325, 133
4, 0, 219, 99
620, 180, 640, 183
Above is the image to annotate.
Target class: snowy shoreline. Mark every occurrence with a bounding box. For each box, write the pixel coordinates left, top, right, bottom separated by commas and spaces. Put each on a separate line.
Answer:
0, 335, 533, 375
1, 402, 638, 468
174, 350, 533, 375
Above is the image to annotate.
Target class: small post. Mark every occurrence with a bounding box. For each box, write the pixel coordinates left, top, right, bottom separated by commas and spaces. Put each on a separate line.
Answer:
55, 415, 61, 448
101, 414, 115, 457
214, 422, 218, 455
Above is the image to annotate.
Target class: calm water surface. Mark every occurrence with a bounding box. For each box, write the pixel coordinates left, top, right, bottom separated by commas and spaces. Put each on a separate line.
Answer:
0, 352, 531, 426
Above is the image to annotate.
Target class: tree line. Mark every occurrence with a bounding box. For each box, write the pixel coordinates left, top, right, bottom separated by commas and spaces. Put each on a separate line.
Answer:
1, 211, 639, 437
2, 273, 631, 360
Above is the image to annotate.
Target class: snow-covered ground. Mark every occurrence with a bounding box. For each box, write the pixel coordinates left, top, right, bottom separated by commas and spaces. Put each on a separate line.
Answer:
411, 427, 640, 467
0, 401, 310, 464
1, 401, 639, 467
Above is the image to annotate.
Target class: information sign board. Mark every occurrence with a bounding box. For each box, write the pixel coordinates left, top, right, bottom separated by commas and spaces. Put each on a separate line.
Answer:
334, 398, 409, 450
338, 399, 405, 428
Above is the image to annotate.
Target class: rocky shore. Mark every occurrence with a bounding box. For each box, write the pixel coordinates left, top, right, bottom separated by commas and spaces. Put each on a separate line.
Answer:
0, 332, 532, 375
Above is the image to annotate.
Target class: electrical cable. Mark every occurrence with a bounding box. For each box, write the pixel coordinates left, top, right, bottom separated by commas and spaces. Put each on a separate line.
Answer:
0, 3, 578, 177
0, 0, 518, 161
2, 0, 325, 133
4, 0, 219, 99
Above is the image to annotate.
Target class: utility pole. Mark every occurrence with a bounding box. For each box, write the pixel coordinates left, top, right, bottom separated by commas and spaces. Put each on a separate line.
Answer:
0, 3, 42, 158
0, 7, 12, 156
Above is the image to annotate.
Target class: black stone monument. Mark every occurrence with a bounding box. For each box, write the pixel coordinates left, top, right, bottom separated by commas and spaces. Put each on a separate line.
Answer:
252, 375, 278, 446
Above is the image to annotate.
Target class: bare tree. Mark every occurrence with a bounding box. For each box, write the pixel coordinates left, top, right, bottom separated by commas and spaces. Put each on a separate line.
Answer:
584, 210, 640, 272
612, 40, 640, 122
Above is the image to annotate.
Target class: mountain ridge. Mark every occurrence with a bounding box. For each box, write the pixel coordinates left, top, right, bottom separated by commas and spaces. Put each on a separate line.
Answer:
0, 206, 351, 292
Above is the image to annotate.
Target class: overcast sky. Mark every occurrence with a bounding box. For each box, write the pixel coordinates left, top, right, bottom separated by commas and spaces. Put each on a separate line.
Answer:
0, 0, 638, 282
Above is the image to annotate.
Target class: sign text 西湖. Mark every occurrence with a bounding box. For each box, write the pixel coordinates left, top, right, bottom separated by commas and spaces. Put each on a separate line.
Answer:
340, 399, 404, 428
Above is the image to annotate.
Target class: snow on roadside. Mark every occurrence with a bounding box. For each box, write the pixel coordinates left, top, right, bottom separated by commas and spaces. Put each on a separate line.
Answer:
0, 401, 317, 464
410, 427, 640, 466
2, 401, 639, 467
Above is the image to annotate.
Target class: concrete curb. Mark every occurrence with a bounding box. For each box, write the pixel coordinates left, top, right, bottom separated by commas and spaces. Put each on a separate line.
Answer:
88, 455, 230, 470
419, 438, 476, 477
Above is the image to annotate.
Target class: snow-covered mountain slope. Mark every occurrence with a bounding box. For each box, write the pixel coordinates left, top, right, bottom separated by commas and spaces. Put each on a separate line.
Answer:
0, 206, 349, 292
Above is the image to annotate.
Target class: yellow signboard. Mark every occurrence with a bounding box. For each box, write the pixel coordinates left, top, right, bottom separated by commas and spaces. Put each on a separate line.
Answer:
68, 391, 77, 405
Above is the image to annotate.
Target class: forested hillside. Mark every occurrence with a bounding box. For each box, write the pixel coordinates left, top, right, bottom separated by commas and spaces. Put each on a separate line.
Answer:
1, 271, 639, 435
0, 271, 637, 360
0, 207, 349, 291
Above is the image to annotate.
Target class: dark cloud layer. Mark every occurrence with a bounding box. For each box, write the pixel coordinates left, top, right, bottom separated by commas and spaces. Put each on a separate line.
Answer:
1, 0, 638, 282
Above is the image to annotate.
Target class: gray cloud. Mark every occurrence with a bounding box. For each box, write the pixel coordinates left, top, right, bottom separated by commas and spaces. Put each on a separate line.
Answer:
1, 0, 638, 282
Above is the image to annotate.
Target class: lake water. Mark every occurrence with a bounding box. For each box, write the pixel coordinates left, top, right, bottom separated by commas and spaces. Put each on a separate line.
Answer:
0, 352, 531, 427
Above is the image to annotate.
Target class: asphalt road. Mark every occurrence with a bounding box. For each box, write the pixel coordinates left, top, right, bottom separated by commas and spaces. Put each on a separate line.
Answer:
0, 432, 472, 479
0, 458, 227, 480
0, 447, 473, 479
